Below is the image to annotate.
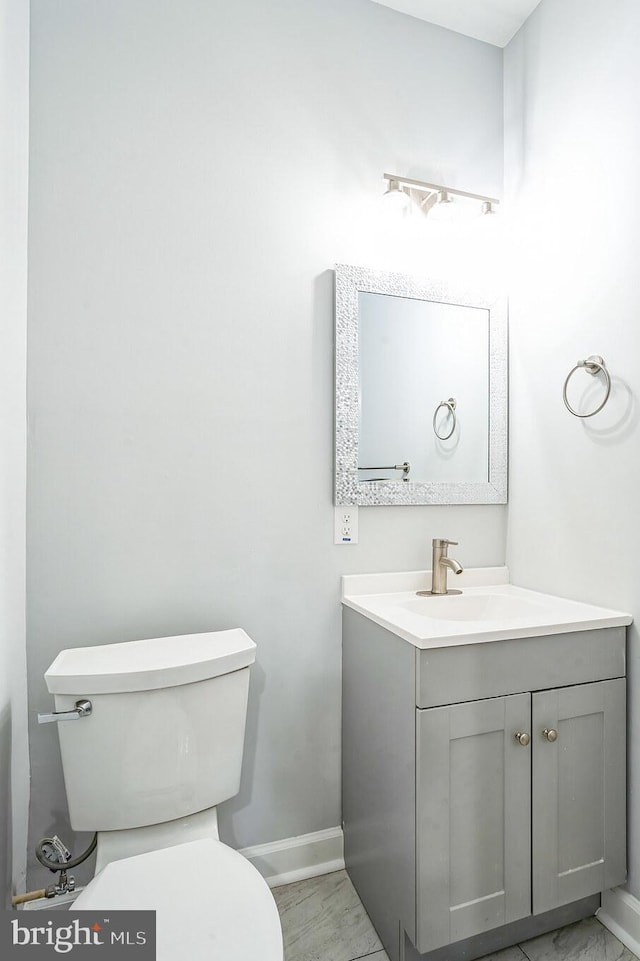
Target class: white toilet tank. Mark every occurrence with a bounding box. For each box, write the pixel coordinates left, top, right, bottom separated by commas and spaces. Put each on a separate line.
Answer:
44, 629, 256, 832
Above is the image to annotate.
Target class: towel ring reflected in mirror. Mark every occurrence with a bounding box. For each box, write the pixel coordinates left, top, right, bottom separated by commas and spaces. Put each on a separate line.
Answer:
563, 355, 611, 418
433, 397, 457, 440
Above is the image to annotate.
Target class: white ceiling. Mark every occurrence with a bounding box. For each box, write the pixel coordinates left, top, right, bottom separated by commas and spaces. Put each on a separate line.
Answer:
370, 0, 543, 47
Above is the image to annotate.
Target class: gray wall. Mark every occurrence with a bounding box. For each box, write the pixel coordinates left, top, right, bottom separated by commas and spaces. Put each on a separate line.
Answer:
0, 0, 29, 902
27, 0, 505, 884
504, 0, 640, 897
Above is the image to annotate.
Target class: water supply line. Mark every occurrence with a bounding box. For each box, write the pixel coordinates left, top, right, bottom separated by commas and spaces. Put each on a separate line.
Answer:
11, 832, 99, 907
35, 832, 97, 872
12, 888, 52, 906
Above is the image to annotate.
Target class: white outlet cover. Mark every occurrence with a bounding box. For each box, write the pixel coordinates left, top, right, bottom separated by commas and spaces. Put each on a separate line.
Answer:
334, 506, 359, 545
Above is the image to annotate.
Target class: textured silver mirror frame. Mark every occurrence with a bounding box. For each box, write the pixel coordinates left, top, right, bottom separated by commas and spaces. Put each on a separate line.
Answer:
334, 263, 508, 506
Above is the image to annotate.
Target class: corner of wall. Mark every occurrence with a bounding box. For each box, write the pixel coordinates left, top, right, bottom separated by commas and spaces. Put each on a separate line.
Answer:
0, 0, 31, 902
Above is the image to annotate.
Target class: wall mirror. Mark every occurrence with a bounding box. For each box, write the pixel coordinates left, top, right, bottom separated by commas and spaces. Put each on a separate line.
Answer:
335, 264, 507, 506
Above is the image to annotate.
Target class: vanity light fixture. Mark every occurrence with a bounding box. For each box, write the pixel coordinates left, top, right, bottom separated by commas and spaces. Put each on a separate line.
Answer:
383, 173, 500, 220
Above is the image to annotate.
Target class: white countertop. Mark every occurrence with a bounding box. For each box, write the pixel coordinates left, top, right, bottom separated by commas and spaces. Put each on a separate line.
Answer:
341, 567, 632, 649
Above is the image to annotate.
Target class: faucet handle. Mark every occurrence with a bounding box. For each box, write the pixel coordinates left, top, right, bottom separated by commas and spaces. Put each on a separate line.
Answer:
433, 538, 458, 547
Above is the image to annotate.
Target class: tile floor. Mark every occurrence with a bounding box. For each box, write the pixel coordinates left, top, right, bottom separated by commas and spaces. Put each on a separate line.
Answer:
272, 870, 639, 961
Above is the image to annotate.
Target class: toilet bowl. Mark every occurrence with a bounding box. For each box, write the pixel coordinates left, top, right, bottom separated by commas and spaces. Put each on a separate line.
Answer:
42, 628, 283, 960
72, 839, 283, 961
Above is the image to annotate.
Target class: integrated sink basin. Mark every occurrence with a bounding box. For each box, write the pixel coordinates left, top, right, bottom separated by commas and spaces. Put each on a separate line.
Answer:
401, 590, 547, 622
342, 567, 632, 648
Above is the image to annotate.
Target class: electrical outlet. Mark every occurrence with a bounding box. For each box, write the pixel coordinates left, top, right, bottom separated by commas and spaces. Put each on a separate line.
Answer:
334, 505, 358, 544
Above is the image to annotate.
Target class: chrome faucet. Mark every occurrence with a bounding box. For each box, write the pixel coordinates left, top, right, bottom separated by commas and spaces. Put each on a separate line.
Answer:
418, 538, 464, 596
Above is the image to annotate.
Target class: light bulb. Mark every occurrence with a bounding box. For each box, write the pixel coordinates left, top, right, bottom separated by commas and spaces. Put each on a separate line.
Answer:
382, 180, 412, 218
429, 190, 463, 223
475, 200, 502, 236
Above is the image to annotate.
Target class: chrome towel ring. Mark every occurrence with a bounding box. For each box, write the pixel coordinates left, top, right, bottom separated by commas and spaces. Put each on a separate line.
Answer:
433, 397, 457, 440
563, 355, 611, 418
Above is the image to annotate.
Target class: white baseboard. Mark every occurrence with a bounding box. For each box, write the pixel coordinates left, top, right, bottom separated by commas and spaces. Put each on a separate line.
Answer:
598, 887, 640, 956
238, 826, 344, 889
21, 827, 345, 908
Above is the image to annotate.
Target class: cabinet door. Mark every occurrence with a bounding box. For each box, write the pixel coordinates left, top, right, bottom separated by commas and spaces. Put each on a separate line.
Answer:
532, 678, 626, 915
416, 694, 531, 954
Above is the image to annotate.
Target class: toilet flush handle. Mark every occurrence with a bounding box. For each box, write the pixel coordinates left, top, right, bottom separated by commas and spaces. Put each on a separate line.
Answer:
38, 699, 92, 724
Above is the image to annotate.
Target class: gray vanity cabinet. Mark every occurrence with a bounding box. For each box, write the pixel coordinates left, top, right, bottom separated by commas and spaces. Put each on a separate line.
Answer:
414, 679, 626, 954
531, 679, 626, 915
342, 608, 627, 961
416, 694, 532, 950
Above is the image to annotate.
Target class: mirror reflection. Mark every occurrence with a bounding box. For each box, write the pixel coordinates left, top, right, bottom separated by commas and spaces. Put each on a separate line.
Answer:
358, 292, 489, 485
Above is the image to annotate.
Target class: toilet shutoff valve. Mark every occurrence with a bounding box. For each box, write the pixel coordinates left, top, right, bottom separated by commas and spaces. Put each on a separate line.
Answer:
53, 870, 76, 896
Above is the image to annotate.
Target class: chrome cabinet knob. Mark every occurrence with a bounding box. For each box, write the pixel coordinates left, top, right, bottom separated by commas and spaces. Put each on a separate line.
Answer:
543, 728, 558, 742
514, 731, 530, 746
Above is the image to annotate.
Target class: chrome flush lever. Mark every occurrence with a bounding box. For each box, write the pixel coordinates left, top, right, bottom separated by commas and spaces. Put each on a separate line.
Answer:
38, 699, 92, 724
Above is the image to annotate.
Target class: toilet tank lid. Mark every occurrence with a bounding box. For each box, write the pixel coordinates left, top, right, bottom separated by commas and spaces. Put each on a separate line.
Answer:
44, 629, 257, 694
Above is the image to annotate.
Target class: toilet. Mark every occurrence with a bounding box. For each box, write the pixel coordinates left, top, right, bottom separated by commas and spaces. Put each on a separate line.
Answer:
43, 628, 283, 961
